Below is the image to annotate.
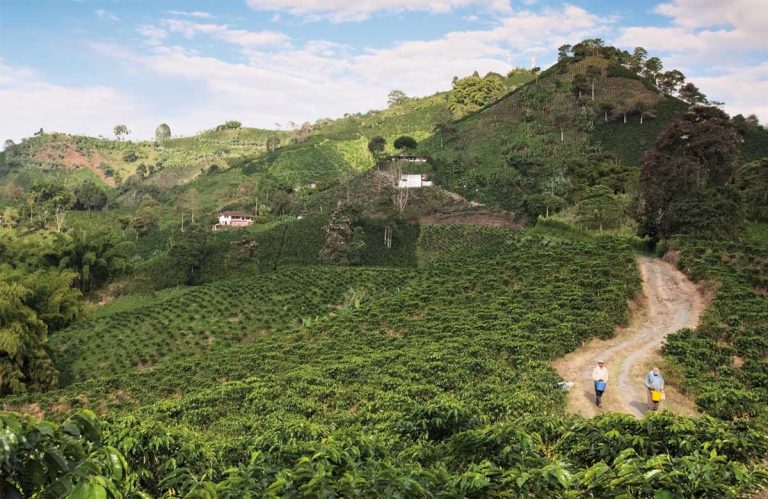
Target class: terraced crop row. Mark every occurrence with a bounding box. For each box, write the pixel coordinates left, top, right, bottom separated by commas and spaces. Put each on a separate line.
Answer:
51, 266, 414, 384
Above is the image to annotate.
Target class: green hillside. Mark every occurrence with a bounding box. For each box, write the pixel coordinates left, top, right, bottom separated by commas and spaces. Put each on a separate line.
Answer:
8, 225, 768, 496
3, 39, 768, 497
52, 266, 414, 384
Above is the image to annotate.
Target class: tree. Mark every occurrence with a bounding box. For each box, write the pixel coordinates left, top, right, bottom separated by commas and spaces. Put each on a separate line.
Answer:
113, 124, 130, 140
571, 74, 590, 99
3, 139, 14, 151
586, 65, 602, 101
319, 206, 365, 265
736, 158, 768, 221
599, 100, 616, 122
155, 123, 171, 142
57, 229, 133, 293
393, 135, 417, 152
30, 180, 75, 232
630, 47, 648, 73
0, 265, 82, 394
643, 57, 663, 84
658, 70, 685, 95
577, 184, 623, 233
557, 44, 572, 61
175, 188, 200, 230
387, 90, 409, 107
295, 122, 312, 142
167, 226, 211, 285
367, 136, 386, 166
448, 74, 505, 115
266, 136, 281, 153
678, 82, 708, 105
74, 181, 107, 211
636, 106, 742, 242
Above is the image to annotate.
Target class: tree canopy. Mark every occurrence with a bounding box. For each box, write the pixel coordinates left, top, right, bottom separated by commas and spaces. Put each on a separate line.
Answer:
636, 106, 742, 242
155, 123, 171, 142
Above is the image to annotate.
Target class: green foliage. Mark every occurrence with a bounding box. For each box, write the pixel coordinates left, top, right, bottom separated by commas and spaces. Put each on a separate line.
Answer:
448, 73, 506, 115
320, 206, 366, 265
736, 157, 768, 221
0, 261, 82, 394
50, 265, 409, 384
0, 410, 141, 497
576, 184, 624, 232
637, 106, 742, 242
592, 97, 688, 165
57, 228, 134, 293
73, 180, 107, 211
393, 135, 418, 151
663, 231, 768, 422
155, 123, 172, 142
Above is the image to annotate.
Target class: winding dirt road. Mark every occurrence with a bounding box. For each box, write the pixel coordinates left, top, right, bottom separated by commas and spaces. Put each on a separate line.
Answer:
553, 257, 706, 418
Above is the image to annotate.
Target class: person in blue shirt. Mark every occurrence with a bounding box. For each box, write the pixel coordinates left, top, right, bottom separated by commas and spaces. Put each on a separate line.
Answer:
645, 367, 665, 409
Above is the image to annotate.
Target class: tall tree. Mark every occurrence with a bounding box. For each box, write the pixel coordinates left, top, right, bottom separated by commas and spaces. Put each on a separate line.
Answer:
678, 82, 708, 104
155, 123, 171, 142
387, 90, 409, 107
585, 65, 602, 101
557, 44, 572, 61
658, 70, 685, 94
393, 136, 417, 152
73, 181, 107, 211
636, 106, 742, 242
630, 47, 648, 73
577, 184, 623, 233
30, 180, 75, 232
367, 136, 386, 167
643, 57, 663, 85
735, 158, 768, 221
319, 206, 365, 265
113, 124, 130, 140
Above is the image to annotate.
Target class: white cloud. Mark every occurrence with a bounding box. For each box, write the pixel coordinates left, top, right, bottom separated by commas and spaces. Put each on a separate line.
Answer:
95, 9, 120, 22
0, 60, 151, 142
81, 4, 610, 139
165, 10, 214, 19
136, 25, 168, 46
694, 64, 768, 122
159, 19, 290, 47
246, 0, 512, 22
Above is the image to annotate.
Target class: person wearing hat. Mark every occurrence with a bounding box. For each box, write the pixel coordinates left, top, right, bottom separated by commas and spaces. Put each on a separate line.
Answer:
592, 360, 608, 407
645, 367, 665, 409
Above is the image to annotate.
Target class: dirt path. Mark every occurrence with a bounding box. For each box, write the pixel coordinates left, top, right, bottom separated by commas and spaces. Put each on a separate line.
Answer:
553, 257, 706, 418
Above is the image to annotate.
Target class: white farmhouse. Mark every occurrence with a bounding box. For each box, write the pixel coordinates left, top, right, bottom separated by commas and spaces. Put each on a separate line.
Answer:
398, 174, 433, 189
213, 211, 254, 231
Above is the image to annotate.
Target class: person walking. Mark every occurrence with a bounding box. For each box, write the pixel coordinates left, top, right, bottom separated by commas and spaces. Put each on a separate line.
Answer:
645, 367, 665, 410
592, 360, 608, 407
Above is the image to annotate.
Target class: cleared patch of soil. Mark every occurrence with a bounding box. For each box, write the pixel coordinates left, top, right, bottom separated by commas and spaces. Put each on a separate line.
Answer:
552, 257, 707, 418
419, 211, 521, 228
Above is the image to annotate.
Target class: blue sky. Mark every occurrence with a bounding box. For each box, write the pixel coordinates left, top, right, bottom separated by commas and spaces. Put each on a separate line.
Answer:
0, 0, 766, 141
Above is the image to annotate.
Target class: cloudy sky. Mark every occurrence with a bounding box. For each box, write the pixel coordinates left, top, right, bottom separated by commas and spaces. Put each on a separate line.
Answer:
0, 0, 766, 141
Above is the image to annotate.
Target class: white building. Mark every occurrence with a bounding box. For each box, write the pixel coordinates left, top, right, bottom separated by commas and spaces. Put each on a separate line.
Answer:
214, 211, 254, 231
398, 174, 433, 189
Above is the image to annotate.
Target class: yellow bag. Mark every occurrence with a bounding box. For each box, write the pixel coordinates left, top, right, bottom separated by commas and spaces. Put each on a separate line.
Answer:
651, 390, 663, 402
